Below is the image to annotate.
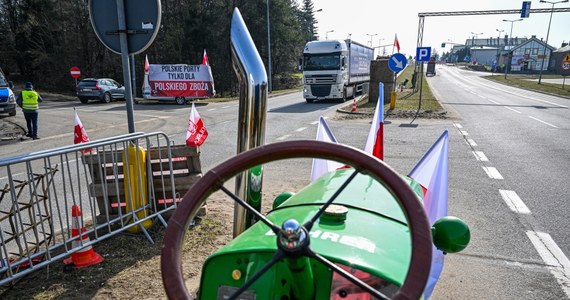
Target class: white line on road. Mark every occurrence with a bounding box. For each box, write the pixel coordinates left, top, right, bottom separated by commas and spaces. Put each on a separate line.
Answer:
499, 190, 530, 214
454, 123, 463, 129
295, 127, 307, 132
482, 166, 504, 179
460, 130, 469, 136
528, 116, 558, 128
310, 121, 318, 125
467, 139, 478, 147
487, 99, 500, 105
276, 134, 291, 141
207, 108, 216, 111
504, 107, 522, 114
526, 231, 570, 298
472, 151, 489, 162
222, 106, 232, 109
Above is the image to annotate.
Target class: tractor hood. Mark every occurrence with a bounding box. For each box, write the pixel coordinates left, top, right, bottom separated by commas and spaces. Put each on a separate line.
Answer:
204, 168, 425, 286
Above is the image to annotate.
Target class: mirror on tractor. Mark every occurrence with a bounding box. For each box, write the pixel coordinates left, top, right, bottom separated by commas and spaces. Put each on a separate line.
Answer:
432, 216, 470, 254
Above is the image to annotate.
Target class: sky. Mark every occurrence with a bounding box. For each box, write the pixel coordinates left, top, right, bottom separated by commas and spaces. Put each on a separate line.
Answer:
310, 0, 570, 58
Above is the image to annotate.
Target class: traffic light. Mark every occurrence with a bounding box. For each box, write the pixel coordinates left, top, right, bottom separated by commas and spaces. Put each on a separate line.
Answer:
441, 42, 446, 48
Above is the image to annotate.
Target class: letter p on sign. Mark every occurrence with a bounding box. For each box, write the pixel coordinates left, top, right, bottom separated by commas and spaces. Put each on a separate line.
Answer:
416, 47, 432, 62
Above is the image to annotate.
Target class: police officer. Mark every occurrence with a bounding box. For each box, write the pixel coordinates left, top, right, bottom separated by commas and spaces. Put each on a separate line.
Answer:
16, 82, 43, 140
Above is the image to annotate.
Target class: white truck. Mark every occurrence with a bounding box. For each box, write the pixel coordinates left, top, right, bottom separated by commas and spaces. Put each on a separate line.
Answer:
302, 39, 374, 103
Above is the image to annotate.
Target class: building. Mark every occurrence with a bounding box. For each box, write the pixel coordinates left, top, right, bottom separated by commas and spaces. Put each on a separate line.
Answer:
551, 44, 570, 75
502, 36, 555, 72
470, 46, 500, 67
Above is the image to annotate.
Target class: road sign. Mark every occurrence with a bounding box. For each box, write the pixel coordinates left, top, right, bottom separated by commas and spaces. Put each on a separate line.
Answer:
70, 66, 81, 79
563, 62, 570, 70
416, 47, 432, 62
521, 1, 531, 18
388, 53, 408, 72
89, 0, 161, 55
563, 54, 570, 62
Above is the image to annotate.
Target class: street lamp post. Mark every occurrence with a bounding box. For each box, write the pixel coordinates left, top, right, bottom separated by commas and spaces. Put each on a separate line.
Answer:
470, 32, 484, 46
496, 29, 505, 73
325, 30, 334, 40
366, 33, 378, 47
502, 18, 523, 79
266, 0, 272, 93
538, 0, 569, 84
309, 8, 323, 41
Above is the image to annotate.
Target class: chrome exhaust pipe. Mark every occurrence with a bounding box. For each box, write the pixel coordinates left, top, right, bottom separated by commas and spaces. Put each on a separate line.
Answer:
230, 8, 268, 237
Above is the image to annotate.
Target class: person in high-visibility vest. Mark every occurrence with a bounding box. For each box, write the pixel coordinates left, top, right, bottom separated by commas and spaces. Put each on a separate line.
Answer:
16, 82, 43, 140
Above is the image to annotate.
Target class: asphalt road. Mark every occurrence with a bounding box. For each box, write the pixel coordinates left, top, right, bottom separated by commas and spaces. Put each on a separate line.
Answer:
1, 68, 569, 298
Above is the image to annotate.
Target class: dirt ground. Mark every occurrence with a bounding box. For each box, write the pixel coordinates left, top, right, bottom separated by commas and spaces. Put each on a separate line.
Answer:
0, 105, 449, 300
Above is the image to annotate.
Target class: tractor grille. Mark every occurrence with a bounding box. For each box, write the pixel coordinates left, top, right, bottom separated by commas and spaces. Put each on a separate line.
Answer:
304, 74, 336, 84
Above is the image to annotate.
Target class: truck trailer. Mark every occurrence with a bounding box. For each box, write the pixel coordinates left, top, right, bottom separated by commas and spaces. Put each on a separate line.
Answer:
302, 39, 374, 103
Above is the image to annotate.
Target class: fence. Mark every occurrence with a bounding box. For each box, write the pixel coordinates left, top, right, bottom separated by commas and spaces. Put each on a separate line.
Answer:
0, 132, 202, 286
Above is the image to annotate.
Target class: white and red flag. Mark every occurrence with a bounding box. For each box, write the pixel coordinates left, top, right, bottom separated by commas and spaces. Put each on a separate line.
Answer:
185, 103, 208, 147
310, 116, 343, 182
364, 82, 385, 160
202, 49, 209, 66
74, 110, 91, 153
144, 55, 150, 74
407, 129, 449, 299
394, 34, 401, 53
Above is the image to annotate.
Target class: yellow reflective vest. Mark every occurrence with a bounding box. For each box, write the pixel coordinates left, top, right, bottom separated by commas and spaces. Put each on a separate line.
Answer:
21, 90, 39, 110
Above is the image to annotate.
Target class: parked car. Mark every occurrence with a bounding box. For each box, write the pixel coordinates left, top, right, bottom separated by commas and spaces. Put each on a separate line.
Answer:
0, 68, 16, 116
76, 78, 125, 103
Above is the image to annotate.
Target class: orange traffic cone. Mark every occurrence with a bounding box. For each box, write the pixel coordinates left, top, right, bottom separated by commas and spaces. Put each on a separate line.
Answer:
351, 97, 357, 112
63, 205, 103, 269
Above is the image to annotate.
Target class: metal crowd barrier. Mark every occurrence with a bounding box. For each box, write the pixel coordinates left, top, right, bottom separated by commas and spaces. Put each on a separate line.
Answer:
0, 132, 202, 286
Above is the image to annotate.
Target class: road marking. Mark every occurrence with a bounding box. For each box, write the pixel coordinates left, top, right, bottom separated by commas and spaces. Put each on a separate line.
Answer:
499, 190, 530, 214
207, 108, 216, 111
295, 127, 307, 132
482, 166, 503, 179
487, 99, 500, 105
454, 123, 463, 129
310, 121, 318, 125
460, 130, 469, 136
528, 116, 558, 128
467, 139, 477, 147
276, 134, 291, 141
472, 151, 489, 162
504, 107, 521, 114
526, 231, 570, 298
222, 106, 231, 109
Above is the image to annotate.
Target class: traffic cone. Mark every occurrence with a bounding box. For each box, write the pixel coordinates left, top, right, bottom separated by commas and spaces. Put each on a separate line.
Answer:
63, 205, 103, 269
351, 97, 357, 112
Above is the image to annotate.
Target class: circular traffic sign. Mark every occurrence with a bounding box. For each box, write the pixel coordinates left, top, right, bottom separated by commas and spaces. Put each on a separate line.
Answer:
70, 66, 81, 79
563, 62, 570, 70
89, 0, 161, 55
389, 53, 408, 72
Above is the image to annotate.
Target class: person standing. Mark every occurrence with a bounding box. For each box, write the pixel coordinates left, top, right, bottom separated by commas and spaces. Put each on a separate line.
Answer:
16, 82, 43, 140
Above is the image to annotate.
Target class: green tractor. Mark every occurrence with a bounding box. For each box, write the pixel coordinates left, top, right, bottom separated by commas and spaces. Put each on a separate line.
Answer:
161, 8, 469, 300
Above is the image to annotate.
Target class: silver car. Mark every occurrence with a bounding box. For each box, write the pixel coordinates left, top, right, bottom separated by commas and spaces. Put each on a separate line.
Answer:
76, 78, 125, 103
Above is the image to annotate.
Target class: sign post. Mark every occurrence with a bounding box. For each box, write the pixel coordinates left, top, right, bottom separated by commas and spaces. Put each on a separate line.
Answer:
70, 66, 81, 86
416, 47, 432, 110
521, 1, 531, 18
89, 0, 161, 133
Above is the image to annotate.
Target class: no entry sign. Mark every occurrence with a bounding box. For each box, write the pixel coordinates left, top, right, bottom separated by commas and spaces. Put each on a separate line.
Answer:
70, 67, 81, 79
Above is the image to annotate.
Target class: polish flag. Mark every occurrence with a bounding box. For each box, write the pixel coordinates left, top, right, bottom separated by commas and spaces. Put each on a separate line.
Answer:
144, 55, 150, 74
407, 130, 449, 299
394, 34, 401, 53
186, 103, 208, 147
74, 110, 91, 153
364, 82, 385, 160
202, 49, 209, 66
310, 117, 343, 182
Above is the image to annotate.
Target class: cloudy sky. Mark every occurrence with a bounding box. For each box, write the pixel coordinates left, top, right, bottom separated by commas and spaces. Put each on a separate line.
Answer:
310, 0, 570, 57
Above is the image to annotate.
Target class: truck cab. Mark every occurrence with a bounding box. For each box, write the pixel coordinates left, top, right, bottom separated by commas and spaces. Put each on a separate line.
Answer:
302, 40, 349, 103
0, 68, 16, 117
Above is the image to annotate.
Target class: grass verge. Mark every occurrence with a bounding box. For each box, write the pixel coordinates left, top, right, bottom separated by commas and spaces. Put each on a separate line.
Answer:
483, 74, 570, 98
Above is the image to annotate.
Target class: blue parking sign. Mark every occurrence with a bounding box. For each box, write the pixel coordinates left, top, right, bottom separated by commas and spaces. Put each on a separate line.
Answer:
416, 47, 431, 62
